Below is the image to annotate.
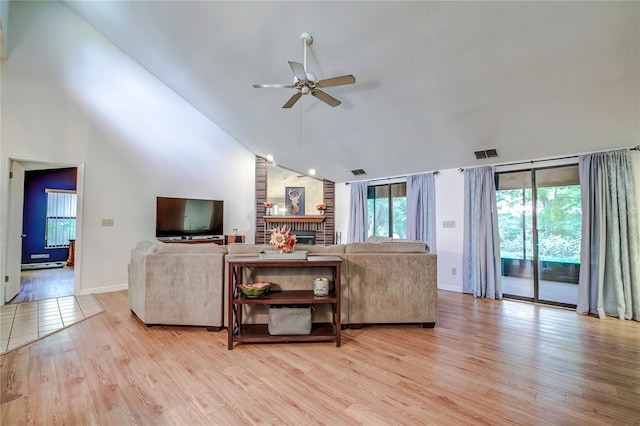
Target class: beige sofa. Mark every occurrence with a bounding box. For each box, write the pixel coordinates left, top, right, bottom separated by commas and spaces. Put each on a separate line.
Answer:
128, 239, 437, 329
129, 240, 227, 330
346, 241, 437, 327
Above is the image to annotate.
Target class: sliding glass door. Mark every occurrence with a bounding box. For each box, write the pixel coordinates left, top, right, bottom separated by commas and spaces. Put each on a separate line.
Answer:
496, 165, 581, 307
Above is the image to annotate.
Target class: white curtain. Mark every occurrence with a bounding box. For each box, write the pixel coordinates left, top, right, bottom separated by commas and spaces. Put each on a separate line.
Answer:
406, 173, 437, 252
347, 181, 368, 243
463, 166, 502, 299
578, 149, 640, 321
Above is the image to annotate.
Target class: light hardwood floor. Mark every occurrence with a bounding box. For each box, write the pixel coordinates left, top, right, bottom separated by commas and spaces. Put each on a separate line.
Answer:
1, 290, 638, 425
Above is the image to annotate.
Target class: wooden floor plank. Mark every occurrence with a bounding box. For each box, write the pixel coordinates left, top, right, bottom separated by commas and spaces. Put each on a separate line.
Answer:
13, 267, 74, 304
0, 346, 32, 424
1, 289, 638, 425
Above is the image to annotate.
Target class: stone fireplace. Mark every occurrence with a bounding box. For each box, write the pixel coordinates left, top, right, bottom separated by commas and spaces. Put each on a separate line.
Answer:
255, 156, 335, 246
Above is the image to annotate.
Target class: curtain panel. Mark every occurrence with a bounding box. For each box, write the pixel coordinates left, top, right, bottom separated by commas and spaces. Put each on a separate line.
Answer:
347, 181, 368, 243
406, 173, 437, 252
578, 149, 640, 321
463, 166, 502, 299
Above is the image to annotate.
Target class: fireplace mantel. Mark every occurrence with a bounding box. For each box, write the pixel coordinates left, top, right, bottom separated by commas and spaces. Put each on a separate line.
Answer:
264, 215, 325, 224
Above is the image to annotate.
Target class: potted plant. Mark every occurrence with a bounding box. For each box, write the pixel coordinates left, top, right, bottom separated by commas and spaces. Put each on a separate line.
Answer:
316, 202, 327, 215
269, 225, 297, 253
264, 201, 273, 216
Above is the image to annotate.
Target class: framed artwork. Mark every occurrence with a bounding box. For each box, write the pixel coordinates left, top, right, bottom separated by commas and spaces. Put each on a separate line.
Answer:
285, 187, 305, 215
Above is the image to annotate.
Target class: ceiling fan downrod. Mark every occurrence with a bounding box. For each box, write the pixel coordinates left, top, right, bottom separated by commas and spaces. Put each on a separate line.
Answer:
300, 32, 313, 73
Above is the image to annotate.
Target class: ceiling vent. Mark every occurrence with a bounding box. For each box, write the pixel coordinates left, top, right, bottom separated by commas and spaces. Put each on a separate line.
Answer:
351, 168, 367, 176
474, 148, 499, 160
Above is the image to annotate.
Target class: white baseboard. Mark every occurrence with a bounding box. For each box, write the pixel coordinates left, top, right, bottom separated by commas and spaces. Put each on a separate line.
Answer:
78, 283, 128, 296
437, 283, 462, 293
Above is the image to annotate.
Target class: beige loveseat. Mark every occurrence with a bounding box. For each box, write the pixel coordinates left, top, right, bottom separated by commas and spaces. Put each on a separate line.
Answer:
129, 240, 226, 329
128, 239, 437, 329
346, 241, 437, 327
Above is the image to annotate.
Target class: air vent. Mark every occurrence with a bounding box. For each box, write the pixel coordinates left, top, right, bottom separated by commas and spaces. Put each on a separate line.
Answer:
474, 148, 499, 160
351, 169, 367, 176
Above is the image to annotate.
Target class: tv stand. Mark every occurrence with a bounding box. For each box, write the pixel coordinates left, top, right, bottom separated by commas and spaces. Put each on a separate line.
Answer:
160, 237, 223, 245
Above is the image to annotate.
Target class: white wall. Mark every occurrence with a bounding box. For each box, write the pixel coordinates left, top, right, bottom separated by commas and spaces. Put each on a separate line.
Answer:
434, 169, 465, 292
0, 1, 256, 296
334, 183, 350, 244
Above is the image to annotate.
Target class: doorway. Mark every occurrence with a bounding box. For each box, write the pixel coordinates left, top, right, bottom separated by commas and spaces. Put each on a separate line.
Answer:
496, 165, 581, 307
3, 159, 82, 305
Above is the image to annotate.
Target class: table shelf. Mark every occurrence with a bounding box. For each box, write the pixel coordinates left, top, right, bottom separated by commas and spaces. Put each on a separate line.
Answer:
227, 256, 342, 350
233, 290, 337, 305
233, 323, 337, 343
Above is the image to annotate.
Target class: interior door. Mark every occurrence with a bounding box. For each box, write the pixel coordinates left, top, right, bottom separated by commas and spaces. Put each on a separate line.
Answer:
5, 161, 25, 302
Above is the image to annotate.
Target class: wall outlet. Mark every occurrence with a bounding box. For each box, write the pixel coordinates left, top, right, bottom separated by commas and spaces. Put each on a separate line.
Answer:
101, 218, 114, 226
443, 220, 456, 228
451, 267, 457, 275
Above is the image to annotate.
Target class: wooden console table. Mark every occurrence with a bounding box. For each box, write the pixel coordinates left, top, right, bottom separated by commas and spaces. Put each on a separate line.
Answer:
227, 255, 342, 350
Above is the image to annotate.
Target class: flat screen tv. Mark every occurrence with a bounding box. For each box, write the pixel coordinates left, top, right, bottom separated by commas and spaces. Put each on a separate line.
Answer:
156, 197, 224, 238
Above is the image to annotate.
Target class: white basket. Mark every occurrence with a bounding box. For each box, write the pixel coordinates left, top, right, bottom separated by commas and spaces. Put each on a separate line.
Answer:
268, 305, 312, 335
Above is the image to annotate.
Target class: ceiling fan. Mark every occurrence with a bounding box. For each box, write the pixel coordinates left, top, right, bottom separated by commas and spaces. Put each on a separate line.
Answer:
253, 32, 356, 109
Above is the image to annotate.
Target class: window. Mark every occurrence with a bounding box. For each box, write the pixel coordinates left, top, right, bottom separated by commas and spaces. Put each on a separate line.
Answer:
45, 189, 77, 248
367, 183, 406, 238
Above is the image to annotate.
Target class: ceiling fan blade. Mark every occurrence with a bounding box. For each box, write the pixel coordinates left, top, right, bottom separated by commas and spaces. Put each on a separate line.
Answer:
311, 89, 341, 107
253, 83, 294, 89
282, 92, 302, 109
316, 75, 356, 88
289, 61, 308, 82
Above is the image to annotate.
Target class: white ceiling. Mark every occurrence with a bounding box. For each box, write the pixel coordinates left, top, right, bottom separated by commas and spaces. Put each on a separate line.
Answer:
62, 1, 639, 183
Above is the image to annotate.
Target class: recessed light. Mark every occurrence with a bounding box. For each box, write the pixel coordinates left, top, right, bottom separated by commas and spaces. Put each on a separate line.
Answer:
266, 154, 274, 162
308, 168, 316, 176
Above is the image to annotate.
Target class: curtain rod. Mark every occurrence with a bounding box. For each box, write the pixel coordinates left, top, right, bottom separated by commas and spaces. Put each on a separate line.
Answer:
458, 145, 640, 172
345, 171, 439, 185
458, 154, 579, 172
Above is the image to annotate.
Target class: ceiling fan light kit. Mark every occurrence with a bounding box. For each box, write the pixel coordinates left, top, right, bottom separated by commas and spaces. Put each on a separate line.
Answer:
253, 32, 356, 108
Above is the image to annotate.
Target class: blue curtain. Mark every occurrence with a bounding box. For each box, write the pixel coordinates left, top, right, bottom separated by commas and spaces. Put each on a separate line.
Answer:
348, 181, 368, 243
463, 166, 502, 299
578, 149, 640, 321
406, 173, 437, 252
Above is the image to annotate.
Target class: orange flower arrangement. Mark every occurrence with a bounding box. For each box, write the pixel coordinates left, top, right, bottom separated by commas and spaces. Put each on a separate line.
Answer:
264, 202, 273, 208
316, 202, 327, 211
269, 225, 297, 253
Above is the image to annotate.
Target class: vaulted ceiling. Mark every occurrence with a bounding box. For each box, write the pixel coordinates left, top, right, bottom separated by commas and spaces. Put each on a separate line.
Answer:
62, 1, 639, 182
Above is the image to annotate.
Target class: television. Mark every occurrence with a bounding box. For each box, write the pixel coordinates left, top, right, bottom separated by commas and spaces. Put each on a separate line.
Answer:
156, 197, 224, 239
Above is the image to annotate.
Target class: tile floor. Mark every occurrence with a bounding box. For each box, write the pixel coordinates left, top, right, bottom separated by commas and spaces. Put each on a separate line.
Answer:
0, 295, 103, 354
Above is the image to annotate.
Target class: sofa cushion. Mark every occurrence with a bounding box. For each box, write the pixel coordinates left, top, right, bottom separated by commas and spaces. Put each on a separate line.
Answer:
367, 236, 394, 243
346, 240, 428, 253
226, 244, 272, 255
146, 241, 227, 254
136, 240, 163, 252
305, 244, 347, 254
